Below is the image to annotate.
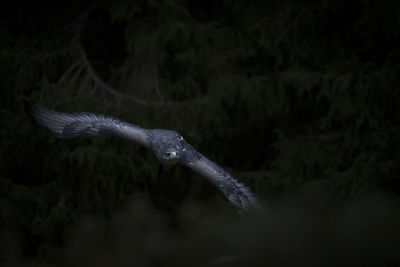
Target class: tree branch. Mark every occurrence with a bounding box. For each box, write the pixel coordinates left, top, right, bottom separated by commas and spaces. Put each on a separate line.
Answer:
57, 59, 82, 86
55, 4, 207, 108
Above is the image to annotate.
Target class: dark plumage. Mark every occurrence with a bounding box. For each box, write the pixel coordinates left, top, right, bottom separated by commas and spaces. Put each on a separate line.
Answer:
25, 102, 258, 213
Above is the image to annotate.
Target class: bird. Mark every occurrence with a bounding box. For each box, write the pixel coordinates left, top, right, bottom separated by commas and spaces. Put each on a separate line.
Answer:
24, 102, 258, 214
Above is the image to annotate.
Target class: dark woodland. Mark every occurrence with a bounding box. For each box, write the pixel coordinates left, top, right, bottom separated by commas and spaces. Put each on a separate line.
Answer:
1, 0, 400, 266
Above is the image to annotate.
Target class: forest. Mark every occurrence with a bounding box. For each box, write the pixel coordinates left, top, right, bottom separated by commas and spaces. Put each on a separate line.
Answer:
1, 0, 400, 266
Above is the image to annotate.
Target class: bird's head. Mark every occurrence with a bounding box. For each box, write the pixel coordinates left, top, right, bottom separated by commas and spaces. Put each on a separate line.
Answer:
149, 129, 185, 166
159, 148, 179, 166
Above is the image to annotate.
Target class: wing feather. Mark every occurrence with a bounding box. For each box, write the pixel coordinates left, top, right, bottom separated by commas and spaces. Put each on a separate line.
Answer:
25, 102, 149, 146
25, 102, 258, 214
182, 149, 258, 213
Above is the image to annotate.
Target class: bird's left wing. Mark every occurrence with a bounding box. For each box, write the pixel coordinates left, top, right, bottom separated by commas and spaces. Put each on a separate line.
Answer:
180, 144, 258, 213
25, 102, 149, 146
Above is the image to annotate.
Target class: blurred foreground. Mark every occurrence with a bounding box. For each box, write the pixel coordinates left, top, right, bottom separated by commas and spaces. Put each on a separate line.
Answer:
2, 193, 399, 267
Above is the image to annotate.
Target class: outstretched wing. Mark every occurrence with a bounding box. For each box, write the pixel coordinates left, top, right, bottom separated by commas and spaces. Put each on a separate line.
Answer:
181, 145, 258, 213
25, 102, 149, 146
25, 102, 258, 214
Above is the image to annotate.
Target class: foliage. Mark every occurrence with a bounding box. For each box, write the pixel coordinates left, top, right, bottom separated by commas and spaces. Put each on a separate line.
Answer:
0, 0, 400, 265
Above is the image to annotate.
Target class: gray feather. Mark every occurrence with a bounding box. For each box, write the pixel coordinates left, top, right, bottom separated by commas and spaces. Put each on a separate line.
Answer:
183, 152, 258, 212
25, 102, 258, 213
25, 102, 149, 146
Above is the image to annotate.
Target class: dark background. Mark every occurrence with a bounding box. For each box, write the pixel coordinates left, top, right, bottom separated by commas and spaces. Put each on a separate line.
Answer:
1, 0, 400, 266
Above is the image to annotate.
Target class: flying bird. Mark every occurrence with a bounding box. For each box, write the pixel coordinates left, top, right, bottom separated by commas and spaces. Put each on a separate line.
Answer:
25, 102, 258, 214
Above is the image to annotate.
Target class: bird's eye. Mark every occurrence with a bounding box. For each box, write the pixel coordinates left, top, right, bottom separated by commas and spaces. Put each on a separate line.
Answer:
165, 151, 177, 158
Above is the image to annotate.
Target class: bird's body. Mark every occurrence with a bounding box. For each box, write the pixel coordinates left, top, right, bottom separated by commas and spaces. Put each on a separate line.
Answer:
25, 103, 258, 213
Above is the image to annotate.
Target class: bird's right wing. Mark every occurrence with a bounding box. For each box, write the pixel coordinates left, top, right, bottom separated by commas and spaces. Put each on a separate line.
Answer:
25, 102, 149, 146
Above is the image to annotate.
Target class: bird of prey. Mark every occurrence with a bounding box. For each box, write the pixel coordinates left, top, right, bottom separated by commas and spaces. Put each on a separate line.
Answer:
25, 102, 258, 214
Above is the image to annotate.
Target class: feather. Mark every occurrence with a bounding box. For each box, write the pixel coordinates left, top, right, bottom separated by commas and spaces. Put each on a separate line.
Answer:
25, 102, 258, 213
25, 102, 149, 145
